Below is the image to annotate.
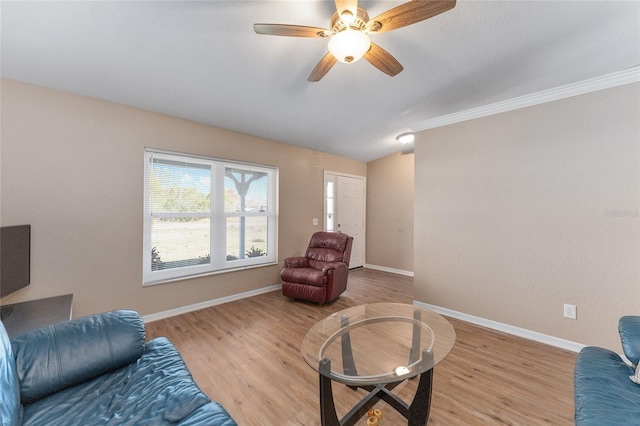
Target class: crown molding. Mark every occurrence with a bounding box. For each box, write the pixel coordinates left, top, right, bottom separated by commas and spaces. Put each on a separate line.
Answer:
410, 67, 640, 132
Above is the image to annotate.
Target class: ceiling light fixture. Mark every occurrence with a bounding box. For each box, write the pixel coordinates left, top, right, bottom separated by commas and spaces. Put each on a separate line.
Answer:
328, 29, 371, 64
254, 0, 457, 82
396, 132, 415, 144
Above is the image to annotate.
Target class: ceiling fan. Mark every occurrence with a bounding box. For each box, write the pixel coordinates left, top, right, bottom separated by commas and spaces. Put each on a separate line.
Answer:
254, 0, 456, 82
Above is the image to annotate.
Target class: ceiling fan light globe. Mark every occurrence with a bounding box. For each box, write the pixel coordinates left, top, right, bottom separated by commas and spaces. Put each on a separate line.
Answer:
328, 29, 371, 64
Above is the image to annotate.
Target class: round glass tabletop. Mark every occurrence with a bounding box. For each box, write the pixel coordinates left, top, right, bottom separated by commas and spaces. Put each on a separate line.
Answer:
301, 303, 456, 386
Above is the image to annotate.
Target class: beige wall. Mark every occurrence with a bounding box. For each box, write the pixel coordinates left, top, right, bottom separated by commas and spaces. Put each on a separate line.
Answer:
414, 83, 640, 351
0, 79, 366, 317
366, 151, 414, 273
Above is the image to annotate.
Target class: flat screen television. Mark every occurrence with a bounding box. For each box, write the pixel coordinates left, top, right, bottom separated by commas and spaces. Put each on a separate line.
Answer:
1, 225, 31, 299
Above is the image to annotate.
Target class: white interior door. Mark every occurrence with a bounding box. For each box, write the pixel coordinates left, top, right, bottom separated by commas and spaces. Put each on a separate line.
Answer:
336, 175, 365, 268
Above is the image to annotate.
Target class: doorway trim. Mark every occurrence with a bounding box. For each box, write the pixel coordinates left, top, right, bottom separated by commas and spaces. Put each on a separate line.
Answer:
324, 170, 366, 268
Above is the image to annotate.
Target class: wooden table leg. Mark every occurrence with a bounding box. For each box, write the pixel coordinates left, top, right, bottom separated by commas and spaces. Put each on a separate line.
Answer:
319, 358, 340, 426
408, 368, 433, 426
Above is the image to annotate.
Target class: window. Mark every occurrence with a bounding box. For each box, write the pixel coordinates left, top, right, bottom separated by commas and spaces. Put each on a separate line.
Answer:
325, 179, 335, 231
143, 149, 277, 285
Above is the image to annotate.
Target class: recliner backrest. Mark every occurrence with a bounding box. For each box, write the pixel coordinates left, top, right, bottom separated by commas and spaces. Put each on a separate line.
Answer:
305, 232, 353, 266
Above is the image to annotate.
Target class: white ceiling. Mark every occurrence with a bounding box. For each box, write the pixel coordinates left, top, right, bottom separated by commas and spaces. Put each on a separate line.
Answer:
2, 1, 639, 162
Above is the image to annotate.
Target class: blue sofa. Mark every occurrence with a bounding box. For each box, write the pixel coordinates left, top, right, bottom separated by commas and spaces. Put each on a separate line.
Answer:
574, 316, 640, 425
0, 309, 237, 426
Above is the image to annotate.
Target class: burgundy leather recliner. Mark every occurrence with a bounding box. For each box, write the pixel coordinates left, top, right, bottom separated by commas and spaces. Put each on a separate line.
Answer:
281, 231, 353, 304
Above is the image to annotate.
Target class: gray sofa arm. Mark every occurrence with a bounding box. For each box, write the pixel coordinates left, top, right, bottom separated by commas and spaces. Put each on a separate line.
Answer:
11, 309, 145, 404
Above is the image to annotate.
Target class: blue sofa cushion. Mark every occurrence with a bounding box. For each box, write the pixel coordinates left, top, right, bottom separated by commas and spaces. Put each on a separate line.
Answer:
0, 321, 23, 426
575, 346, 640, 425
20, 337, 221, 425
177, 402, 238, 426
11, 309, 145, 404
619, 316, 640, 365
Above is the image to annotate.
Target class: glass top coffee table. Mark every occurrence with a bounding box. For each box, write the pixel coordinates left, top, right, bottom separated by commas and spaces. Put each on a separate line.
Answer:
301, 303, 456, 426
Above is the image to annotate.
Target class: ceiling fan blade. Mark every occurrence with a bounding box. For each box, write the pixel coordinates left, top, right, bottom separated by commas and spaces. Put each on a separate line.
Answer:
363, 43, 403, 77
368, 0, 456, 34
334, 0, 359, 20
308, 52, 338, 82
254, 24, 330, 38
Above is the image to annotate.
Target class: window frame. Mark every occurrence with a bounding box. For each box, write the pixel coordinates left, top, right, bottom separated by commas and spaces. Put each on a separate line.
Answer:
143, 148, 278, 286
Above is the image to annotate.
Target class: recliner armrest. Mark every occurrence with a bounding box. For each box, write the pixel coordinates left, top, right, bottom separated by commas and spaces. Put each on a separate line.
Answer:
321, 262, 348, 274
11, 309, 145, 404
283, 257, 309, 268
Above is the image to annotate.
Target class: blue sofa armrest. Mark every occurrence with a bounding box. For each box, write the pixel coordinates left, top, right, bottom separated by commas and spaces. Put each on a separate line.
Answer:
619, 316, 640, 365
11, 309, 145, 404
575, 346, 640, 425
0, 320, 23, 426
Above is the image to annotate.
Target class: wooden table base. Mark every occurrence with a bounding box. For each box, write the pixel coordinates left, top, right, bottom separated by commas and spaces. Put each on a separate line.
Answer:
319, 358, 434, 426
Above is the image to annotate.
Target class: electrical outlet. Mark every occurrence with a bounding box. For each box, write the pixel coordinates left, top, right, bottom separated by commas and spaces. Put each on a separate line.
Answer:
564, 303, 577, 320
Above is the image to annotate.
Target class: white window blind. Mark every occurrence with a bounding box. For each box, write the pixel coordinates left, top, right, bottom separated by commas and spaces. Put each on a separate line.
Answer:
143, 149, 277, 285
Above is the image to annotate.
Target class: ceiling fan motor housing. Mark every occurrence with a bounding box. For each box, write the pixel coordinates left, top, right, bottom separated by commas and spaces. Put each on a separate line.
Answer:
331, 7, 370, 33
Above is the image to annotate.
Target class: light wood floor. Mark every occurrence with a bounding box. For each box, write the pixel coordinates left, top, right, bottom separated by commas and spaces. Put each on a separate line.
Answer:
146, 268, 577, 425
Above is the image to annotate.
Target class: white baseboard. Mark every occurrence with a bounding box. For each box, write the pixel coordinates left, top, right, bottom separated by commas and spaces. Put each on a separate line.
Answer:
414, 301, 586, 353
140, 280, 585, 354
141, 284, 282, 323
364, 264, 414, 277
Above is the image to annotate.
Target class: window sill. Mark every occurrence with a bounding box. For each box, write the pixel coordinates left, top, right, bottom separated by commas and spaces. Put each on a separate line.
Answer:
143, 261, 279, 287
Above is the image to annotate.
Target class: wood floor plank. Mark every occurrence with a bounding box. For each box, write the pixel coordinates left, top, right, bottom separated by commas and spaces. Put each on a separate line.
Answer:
145, 268, 576, 425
